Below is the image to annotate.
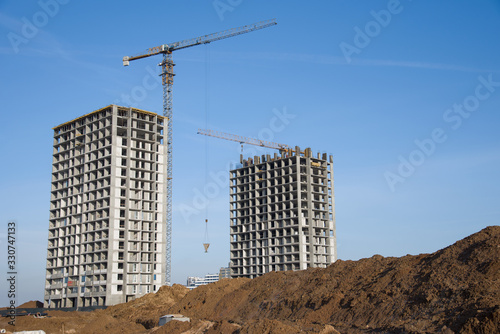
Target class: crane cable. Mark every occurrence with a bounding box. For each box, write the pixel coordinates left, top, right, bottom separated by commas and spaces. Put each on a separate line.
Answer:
203, 43, 210, 253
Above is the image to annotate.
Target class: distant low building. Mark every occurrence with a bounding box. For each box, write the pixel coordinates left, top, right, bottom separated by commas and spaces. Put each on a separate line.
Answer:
186, 273, 219, 290
219, 267, 231, 279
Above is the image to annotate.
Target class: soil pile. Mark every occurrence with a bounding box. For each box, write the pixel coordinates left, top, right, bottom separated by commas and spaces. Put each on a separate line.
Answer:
167, 225, 500, 333
0, 285, 188, 334
102, 283, 188, 329
0, 309, 145, 334
1, 226, 498, 333
18, 301, 44, 308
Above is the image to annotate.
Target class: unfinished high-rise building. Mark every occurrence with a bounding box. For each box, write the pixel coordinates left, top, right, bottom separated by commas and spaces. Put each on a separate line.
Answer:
44, 105, 167, 308
229, 147, 336, 278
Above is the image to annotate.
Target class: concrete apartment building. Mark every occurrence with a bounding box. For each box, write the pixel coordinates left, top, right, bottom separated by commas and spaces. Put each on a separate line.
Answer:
44, 105, 167, 308
229, 147, 336, 278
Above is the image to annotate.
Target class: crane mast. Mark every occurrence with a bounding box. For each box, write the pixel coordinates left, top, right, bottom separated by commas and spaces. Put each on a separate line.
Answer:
123, 19, 277, 286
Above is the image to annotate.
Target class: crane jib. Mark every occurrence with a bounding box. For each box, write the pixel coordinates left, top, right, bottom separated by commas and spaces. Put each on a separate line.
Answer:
147, 45, 164, 54
124, 18, 277, 63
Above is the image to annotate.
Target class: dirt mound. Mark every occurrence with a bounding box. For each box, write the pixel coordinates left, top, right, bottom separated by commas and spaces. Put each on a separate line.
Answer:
0, 300, 43, 311
166, 225, 500, 333
170, 277, 250, 318
0, 309, 132, 334
149, 319, 214, 334
1, 226, 498, 333
78, 311, 147, 334
103, 284, 189, 329
0, 285, 188, 333
18, 300, 44, 308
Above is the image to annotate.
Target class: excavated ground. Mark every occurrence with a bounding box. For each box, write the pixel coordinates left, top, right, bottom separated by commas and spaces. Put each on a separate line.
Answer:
1, 226, 498, 334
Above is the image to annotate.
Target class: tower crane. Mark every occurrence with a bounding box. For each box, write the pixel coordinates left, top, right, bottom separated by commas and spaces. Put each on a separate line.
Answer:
197, 128, 291, 153
123, 19, 277, 286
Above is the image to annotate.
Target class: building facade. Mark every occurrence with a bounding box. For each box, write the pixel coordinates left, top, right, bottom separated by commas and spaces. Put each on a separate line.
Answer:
229, 147, 336, 278
44, 105, 167, 307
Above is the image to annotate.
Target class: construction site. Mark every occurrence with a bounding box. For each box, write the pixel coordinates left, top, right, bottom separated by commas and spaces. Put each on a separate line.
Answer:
2, 4, 499, 333
2, 226, 499, 333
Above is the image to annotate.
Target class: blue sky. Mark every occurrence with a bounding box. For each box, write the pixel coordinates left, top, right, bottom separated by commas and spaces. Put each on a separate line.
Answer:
1, 0, 499, 306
